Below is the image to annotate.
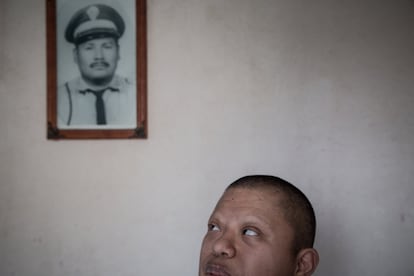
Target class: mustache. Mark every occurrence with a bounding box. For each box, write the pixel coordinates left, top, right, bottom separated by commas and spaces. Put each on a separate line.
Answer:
90, 61, 110, 68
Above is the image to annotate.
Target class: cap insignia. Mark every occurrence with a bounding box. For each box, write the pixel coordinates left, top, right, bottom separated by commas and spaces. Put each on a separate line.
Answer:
86, 6, 100, 21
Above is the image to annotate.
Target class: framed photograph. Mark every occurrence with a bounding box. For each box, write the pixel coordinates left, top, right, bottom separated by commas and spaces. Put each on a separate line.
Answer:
46, 0, 147, 139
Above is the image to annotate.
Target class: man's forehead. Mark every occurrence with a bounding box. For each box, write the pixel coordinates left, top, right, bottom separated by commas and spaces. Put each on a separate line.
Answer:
215, 187, 283, 212
209, 188, 290, 231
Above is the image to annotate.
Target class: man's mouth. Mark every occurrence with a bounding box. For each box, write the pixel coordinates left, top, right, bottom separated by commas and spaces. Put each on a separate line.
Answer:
205, 264, 231, 276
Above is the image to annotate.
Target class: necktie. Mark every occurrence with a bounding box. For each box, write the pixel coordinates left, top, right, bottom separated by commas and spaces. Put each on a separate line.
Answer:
89, 89, 107, 125
79, 87, 120, 125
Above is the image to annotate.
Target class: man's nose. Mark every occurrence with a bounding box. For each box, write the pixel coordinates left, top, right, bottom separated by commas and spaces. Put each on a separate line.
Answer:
94, 47, 104, 59
212, 232, 236, 258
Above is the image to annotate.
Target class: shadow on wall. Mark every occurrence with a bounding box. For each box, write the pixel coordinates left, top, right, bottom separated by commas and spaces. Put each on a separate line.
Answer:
315, 208, 350, 275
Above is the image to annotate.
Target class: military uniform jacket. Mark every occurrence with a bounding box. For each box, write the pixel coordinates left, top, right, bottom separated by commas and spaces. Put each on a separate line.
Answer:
57, 75, 136, 128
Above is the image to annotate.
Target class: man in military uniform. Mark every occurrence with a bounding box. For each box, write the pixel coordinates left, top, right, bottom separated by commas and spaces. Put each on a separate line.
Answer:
58, 4, 136, 127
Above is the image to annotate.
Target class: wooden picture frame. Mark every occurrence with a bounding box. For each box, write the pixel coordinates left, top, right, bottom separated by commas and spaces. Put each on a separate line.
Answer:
46, 0, 147, 139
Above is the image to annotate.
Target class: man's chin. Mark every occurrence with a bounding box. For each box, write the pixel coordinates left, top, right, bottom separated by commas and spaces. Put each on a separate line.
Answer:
91, 72, 112, 79
83, 75, 114, 86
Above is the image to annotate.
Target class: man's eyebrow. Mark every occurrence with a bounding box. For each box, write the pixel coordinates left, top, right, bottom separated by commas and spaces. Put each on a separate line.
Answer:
209, 211, 273, 228
102, 41, 115, 45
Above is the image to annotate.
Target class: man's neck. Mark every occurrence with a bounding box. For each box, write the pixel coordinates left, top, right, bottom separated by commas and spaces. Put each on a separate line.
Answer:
82, 77, 114, 90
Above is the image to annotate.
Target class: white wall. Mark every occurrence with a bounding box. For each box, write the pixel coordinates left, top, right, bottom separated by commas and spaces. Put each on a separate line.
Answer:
1, 0, 413, 275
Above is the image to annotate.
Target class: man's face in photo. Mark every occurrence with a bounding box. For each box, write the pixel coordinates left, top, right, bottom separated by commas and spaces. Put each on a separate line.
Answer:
74, 37, 120, 85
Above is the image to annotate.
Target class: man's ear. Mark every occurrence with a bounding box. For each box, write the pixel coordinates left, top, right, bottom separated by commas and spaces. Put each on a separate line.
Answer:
295, 248, 319, 276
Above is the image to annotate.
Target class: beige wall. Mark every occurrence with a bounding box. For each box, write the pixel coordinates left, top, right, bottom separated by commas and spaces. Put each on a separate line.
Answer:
1, 0, 414, 275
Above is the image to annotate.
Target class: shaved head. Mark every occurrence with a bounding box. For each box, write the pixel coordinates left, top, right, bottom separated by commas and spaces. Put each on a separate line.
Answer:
226, 175, 316, 254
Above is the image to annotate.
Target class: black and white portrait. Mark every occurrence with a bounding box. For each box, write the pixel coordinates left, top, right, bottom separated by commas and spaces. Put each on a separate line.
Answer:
56, 0, 137, 129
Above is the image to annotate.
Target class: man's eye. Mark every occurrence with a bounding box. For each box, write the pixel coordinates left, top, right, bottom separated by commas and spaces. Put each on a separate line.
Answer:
103, 44, 114, 49
243, 229, 258, 236
208, 224, 220, 231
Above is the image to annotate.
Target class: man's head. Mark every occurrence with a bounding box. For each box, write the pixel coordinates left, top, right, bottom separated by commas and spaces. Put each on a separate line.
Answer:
65, 4, 125, 86
199, 175, 319, 276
